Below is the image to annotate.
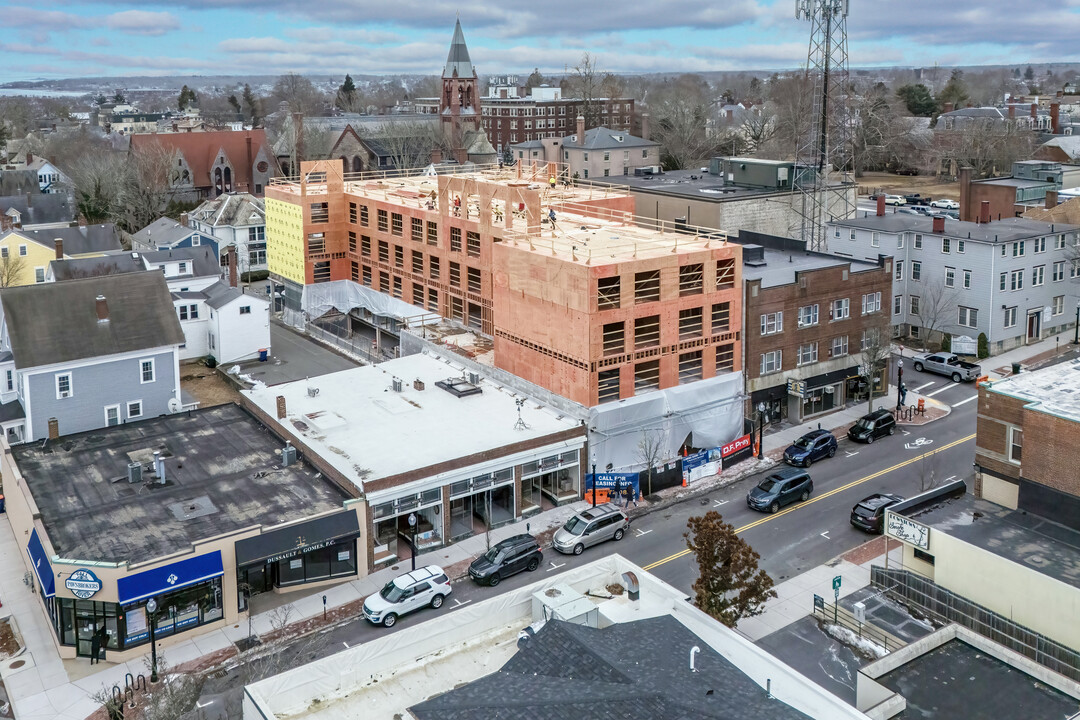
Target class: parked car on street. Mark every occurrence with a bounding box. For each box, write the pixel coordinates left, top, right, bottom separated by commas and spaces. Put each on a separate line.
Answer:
903, 194, 927, 205
850, 493, 905, 533
912, 352, 981, 382
930, 198, 959, 209
747, 467, 814, 514
362, 565, 452, 627
784, 429, 838, 467
847, 408, 897, 444
552, 503, 629, 555
884, 194, 906, 206
468, 534, 542, 586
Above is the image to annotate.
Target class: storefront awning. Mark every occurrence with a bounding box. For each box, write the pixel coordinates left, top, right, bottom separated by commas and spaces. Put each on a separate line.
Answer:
807, 365, 860, 390
118, 551, 224, 605
27, 529, 55, 598
235, 511, 360, 567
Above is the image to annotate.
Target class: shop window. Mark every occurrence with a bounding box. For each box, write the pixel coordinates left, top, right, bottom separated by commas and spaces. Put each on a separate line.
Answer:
679, 263, 703, 296
597, 276, 621, 309
634, 315, 660, 349
634, 360, 660, 394
634, 270, 660, 304
602, 322, 625, 356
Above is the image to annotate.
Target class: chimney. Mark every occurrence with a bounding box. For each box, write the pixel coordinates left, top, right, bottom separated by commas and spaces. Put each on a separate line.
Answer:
576, 115, 585, 141
293, 112, 304, 163
430, 147, 443, 164
1057, 90, 1064, 98
25, 152, 33, 164
172, 122, 178, 132
959, 166, 973, 221
1008, 104, 1015, 119
1030, 103, 1038, 119
54, 238, 64, 259
179, 212, 189, 227
48, 418, 59, 440
227, 246, 238, 288
641, 112, 650, 141
1046, 190, 1059, 209
876, 194, 886, 217
944, 102, 954, 114
726, 108, 734, 120
95, 295, 109, 322
933, 216, 945, 233
979, 200, 991, 224
276, 395, 287, 419
1051, 102, 1061, 134
246, 136, 253, 190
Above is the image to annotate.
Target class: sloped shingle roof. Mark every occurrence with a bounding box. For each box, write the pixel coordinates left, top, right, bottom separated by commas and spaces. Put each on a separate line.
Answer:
560, 126, 658, 151
129, 129, 268, 191
16, 224, 123, 255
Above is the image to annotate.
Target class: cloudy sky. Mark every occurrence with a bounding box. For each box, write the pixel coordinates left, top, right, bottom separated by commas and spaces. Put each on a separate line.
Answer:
3, 0, 1079, 81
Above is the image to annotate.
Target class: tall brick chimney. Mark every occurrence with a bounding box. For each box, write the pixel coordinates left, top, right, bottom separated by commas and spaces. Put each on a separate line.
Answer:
227, 246, 238, 288
25, 152, 33, 165
876, 194, 886, 217
932, 216, 945, 233
293, 112, 304, 163
959, 166, 973, 222
979, 200, 991, 224
54, 238, 63, 260
1030, 103, 1038, 119
1046, 190, 1059, 209
179, 212, 189, 227
1051, 102, 1061, 134
96, 295, 109, 322
1008, 104, 1016, 120
576, 115, 585, 141
641, 112, 650, 141
944, 102, 955, 114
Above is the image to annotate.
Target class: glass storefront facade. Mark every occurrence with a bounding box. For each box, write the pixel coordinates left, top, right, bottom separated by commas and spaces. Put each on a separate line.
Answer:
522, 450, 580, 510
448, 468, 515, 541
372, 488, 442, 564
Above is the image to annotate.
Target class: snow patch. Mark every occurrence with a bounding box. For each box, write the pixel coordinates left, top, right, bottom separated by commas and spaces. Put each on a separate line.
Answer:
822, 623, 889, 659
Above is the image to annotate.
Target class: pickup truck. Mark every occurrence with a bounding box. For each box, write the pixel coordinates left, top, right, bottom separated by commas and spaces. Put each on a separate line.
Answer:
911, 352, 981, 382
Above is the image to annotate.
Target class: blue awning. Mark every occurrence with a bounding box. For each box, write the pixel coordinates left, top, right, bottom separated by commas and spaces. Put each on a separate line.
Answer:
26, 529, 55, 598
117, 551, 224, 605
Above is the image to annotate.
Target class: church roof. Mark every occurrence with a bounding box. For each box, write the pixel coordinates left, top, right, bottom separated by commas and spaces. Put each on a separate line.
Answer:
442, 19, 474, 79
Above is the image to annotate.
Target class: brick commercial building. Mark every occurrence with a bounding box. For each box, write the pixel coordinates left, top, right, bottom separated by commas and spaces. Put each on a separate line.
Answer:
739, 233, 893, 423
974, 359, 1080, 526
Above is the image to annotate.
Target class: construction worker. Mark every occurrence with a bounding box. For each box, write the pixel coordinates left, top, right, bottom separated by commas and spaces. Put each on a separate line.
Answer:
549, 175, 557, 190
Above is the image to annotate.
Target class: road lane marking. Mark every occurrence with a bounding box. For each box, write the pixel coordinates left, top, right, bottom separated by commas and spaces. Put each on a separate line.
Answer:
641, 433, 975, 571
634, 528, 652, 537
451, 598, 472, 608
924, 385, 956, 398
713, 499, 728, 507
904, 438, 933, 450
546, 561, 566, 572
845, 450, 859, 457
342, 641, 350, 648
821, 531, 830, 539
953, 395, 978, 407
197, 701, 213, 709
913, 382, 935, 392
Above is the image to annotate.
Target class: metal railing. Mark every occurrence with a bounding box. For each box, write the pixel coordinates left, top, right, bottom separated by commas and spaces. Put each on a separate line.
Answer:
812, 598, 905, 654
872, 566, 1080, 682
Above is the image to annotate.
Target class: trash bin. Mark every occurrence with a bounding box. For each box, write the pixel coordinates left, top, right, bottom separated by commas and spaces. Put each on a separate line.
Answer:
259, 349, 269, 362
1012, 362, 1021, 375
0, 494, 6, 514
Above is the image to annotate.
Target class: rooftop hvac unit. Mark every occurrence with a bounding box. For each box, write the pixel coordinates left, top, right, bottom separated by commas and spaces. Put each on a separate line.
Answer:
392, 377, 403, 392
531, 583, 599, 628
282, 442, 297, 467
467, 372, 480, 385
127, 462, 142, 484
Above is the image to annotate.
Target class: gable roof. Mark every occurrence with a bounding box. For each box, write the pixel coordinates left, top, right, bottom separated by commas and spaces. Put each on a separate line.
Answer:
1038, 136, 1080, 161
0, 193, 75, 227
202, 281, 244, 309
443, 19, 474, 79
129, 129, 268, 191
49, 254, 145, 281
561, 126, 658, 151
131, 217, 202, 249
0, 170, 39, 196
141, 246, 221, 278
15, 224, 123, 255
190, 193, 264, 229
1023, 196, 1080, 225
0, 271, 185, 368
409, 617, 811, 720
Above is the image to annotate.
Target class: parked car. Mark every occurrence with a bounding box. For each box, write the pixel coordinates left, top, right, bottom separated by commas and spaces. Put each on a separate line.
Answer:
746, 467, 814, 514
884, 194, 906, 206
903, 193, 926, 205
930, 198, 959, 209
896, 207, 922, 215
468, 534, 542, 586
362, 565, 451, 628
848, 408, 897, 444
850, 493, 905, 533
912, 352, 981, 382
552, 503, 629, 555
783, 429, 838, 467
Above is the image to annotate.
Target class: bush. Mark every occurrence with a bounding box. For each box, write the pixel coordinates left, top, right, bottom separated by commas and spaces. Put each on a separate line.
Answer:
241, 270, 270, 283
940, 334, 951, 352
977, 332, 989, 359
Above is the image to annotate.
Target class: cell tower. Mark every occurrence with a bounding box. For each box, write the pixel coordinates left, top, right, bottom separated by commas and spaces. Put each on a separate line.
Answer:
792, 0, 854, 252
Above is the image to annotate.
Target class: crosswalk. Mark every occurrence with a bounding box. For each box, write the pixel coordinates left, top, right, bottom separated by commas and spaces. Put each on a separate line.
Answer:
910, 378, 978, 407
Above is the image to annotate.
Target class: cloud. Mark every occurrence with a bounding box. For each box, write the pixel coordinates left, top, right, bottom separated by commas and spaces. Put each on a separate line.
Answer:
105, 10, 182, 36
2, 6, 182, 38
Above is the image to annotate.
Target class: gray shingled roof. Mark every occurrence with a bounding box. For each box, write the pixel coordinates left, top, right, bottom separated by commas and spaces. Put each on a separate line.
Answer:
203, 281, 243, 309
560, 126, 658, 151
409, 617, 811, 720
0, 271, 185, 369
443, 19, 474, 79
141, 246, 221, 278
49, 253, 145, 280
190, 193, 264, 229
131, 217, 199, 249
16, 224, 123, 255
0, 193, 75, 227
831, 213, 1078, 243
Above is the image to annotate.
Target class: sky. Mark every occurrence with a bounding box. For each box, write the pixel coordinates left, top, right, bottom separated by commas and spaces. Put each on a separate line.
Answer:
3, 0, 1080, 82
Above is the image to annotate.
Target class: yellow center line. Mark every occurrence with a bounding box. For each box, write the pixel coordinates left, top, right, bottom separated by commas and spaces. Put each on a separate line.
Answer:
641, 433, 976, 571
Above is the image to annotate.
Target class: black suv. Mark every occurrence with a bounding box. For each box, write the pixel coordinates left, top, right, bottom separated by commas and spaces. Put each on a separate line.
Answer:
747, 467, 814, 514
468, 534, 543, 586
848, 408, 897, 444
850, 493, 904, 533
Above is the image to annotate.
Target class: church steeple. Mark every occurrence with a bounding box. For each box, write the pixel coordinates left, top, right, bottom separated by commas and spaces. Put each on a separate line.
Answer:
442, 19, 474, 79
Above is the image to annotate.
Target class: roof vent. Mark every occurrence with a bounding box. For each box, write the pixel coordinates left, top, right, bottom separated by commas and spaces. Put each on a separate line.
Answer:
436, 377, 482, 398
391, 377, 403, 392
95, 295, 109, 323
282, 441, 297, 467
741, 244, 767, 267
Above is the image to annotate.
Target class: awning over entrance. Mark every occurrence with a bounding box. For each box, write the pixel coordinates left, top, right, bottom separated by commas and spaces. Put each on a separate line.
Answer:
806, 365, 860, 390
118, 551, 224, 605
27, 528, 55, 598
235, 511, 360, 567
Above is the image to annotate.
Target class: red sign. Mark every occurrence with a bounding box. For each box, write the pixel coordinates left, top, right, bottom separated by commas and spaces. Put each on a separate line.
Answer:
721, 433, 752, 458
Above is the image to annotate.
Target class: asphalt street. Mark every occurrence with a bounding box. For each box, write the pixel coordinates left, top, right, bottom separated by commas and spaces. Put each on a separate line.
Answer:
190, 357, 980, 718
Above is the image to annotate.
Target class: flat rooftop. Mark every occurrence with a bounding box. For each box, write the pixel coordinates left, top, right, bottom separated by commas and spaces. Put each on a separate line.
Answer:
831, 212, 1079, 242
741, 247, 879, 289
877, 638, 1079, 719
985, 357, 1080, 423
605, 169, 792, 201
900, 493, 1080, 591
242, 353, 584, 492
12, 404, 351, 563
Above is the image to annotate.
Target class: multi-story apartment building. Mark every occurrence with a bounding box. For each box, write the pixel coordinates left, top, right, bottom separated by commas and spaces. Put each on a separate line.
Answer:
512, 116, 661, 181
826, 206, 1080, 353
265, 159, 744, 409
739, 234, 893, 424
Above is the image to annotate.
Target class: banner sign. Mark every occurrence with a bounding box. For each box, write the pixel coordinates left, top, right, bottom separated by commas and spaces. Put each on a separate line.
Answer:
682, 449, 722, 484
585, 472, 640, 497
721, 433, 753, 459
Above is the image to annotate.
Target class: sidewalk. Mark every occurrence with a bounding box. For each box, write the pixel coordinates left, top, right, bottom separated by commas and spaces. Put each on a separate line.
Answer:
0, 499, 589, 720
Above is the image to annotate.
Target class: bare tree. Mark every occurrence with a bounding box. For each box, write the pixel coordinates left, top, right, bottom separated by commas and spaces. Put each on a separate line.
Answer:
912, 278, 960, 350
372, 121, 442, 171
118, 140, 182, 232
739, 106, 777, 155
271, 73, 326, 116
91, 655, 203, 720
64, 149, 128, 225
636, 428, 666, 498
566, 53, 603, 128
859, 316, 894, 412
685, 511, 777, 628
650, 94, 719, 169
0, 255, 28, 287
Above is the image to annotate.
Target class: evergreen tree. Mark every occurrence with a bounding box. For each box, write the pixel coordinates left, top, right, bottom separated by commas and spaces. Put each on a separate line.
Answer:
242, 84, 261, 126
896, 84, 938, 116
1024, 65, 1035, 82
227, 94, 242, 115
936, 70, 969, 109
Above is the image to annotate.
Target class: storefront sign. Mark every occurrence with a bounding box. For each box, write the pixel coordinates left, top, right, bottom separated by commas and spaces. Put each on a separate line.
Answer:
885, 512, 929, 550
586, 472, 640, 495
787, 379, 806, 397
235, 511, 361, 568
721, 434, 752, 458
264, 539, 335, 565
65, 569, 103, 599
951, 335, 977, 355
118, 551, 225, 605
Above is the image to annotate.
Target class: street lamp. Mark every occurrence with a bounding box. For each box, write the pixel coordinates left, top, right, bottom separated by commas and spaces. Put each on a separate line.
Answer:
896, 358, 904, 410
590, 453, 597, 508
757, 402, 766, 459
146, 597, 159, 683
1074, 301, 1080, 345
407, 512, 418, 572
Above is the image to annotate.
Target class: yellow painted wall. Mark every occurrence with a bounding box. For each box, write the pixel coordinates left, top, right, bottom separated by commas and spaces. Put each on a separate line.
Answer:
0, 234, 59, 286
265, 197, 306, 285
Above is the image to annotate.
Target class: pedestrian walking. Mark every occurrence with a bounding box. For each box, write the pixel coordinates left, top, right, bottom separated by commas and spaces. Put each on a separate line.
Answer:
90, 627, 101, 665
899, 382, 908, 406
629, 485, 639, 508
613, 477, 621, 506
97, 626, 108, 663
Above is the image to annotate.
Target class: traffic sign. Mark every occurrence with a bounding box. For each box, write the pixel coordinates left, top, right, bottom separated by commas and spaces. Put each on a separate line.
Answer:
832, 575, 841, 591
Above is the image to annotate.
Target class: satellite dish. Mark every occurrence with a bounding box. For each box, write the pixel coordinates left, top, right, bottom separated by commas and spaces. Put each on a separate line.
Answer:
167, 397, 182, 413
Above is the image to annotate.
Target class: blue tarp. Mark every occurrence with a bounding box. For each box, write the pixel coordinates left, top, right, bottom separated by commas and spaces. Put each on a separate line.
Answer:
26, 528, 55, 598
117, 551, 224, 605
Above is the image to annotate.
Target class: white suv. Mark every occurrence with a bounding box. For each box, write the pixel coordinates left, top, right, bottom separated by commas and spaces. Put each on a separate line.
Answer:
362, 565, 451, 628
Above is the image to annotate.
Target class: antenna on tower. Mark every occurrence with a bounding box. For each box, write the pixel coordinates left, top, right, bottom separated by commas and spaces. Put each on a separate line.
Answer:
514, 397, 529, 430
791, 0, 854, 253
